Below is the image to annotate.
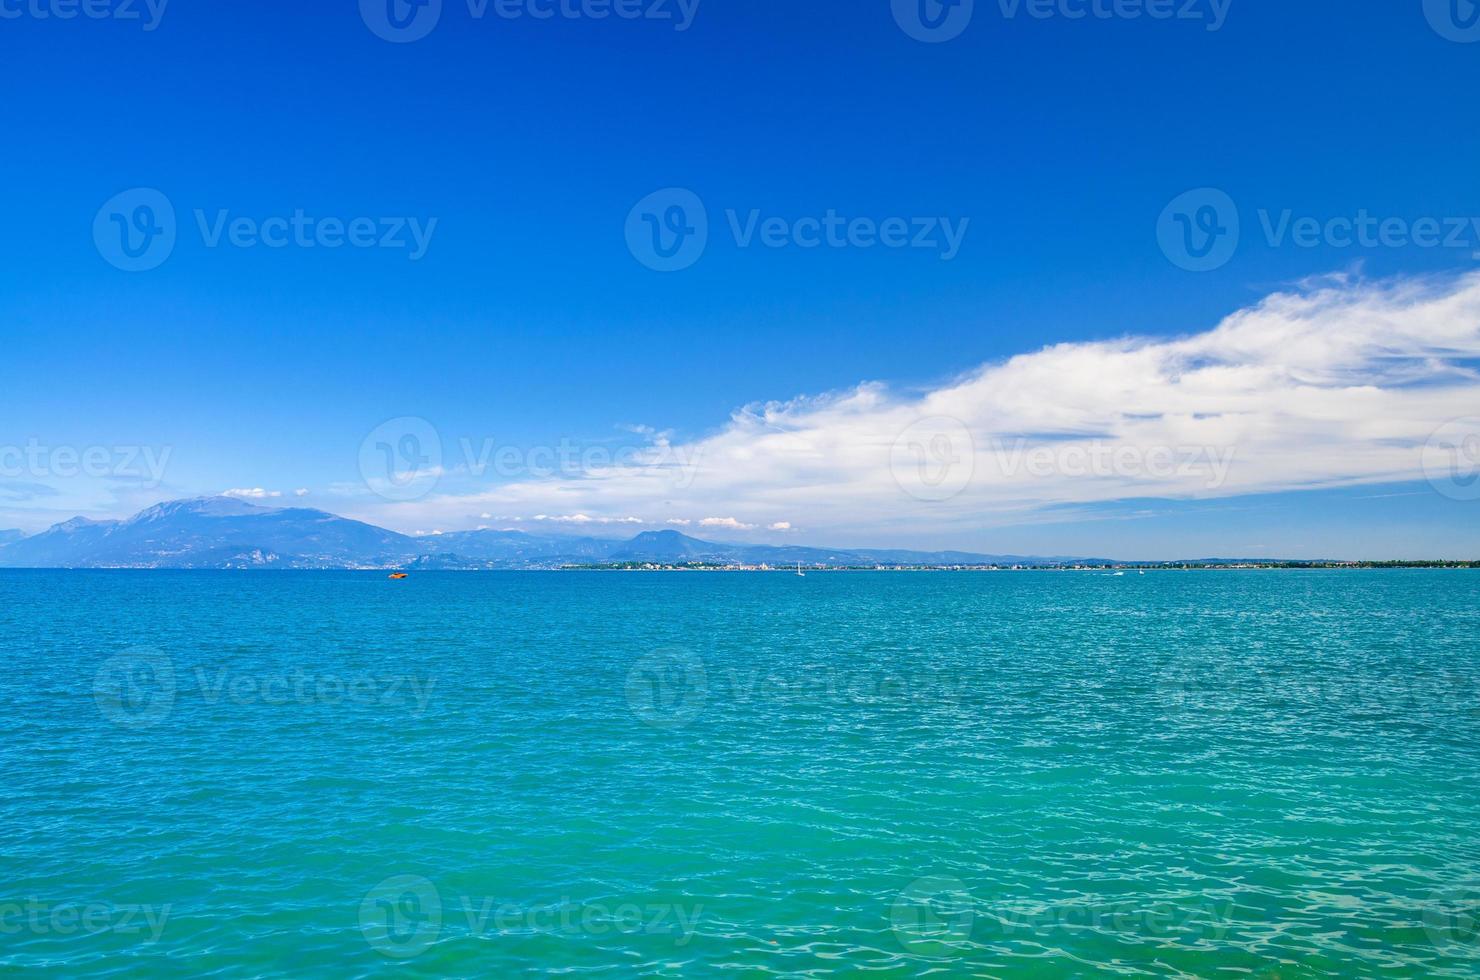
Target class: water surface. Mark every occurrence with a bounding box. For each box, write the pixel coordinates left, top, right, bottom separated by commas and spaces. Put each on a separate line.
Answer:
2, 569, 1478, 976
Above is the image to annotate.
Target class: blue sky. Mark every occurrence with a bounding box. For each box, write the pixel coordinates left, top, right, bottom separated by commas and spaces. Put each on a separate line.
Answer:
2, 0, 1479, 557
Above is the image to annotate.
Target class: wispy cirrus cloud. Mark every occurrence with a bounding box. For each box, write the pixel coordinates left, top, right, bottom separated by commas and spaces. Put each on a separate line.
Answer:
348, 272, 1480, 538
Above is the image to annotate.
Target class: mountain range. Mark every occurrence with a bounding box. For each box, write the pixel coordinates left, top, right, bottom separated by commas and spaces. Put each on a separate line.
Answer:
0, 497, 1098, 569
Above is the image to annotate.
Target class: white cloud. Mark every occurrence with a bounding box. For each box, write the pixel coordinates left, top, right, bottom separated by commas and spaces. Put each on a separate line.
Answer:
224, 488, 281, 499
533, 513, 644, 525
349, 273, 1480, 538
666, 518, 692, 526
769, 521, 794, 531
700, 517, 756, 530
294, 488, 310, 497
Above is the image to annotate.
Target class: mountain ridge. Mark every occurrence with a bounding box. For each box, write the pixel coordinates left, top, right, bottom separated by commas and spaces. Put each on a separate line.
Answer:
0, 496, 1103, 569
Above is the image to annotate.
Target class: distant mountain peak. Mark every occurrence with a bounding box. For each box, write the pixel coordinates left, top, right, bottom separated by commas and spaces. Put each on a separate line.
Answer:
0, 496, 1097, 570
608, 529, 720, 561
129, 496, 276, 522
628, 529, 701, 544
55, 516, 117, 532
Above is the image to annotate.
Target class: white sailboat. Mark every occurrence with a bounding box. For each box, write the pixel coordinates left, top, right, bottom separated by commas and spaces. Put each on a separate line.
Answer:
796, 561, 805, 577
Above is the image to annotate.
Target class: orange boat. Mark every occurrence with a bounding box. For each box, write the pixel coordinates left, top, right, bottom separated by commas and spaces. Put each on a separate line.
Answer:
388, 573, 409, 580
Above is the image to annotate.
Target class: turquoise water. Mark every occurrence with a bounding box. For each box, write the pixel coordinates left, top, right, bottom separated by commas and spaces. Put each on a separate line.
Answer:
2, 569, 1479, 977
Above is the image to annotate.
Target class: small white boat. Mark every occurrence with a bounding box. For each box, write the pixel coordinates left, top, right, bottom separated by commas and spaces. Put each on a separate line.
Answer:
796, 561, 805, 577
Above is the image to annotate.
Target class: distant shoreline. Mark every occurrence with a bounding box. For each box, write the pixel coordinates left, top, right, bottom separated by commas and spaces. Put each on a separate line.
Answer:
0, 562, 1475, 572
560, 561, 1480, 572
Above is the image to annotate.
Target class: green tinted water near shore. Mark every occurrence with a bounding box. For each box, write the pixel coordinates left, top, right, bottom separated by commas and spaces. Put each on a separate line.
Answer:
2, 569, 1478, 977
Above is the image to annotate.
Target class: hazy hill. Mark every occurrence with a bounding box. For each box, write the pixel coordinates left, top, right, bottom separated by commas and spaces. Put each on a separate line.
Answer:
0, 497, 1095, 569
